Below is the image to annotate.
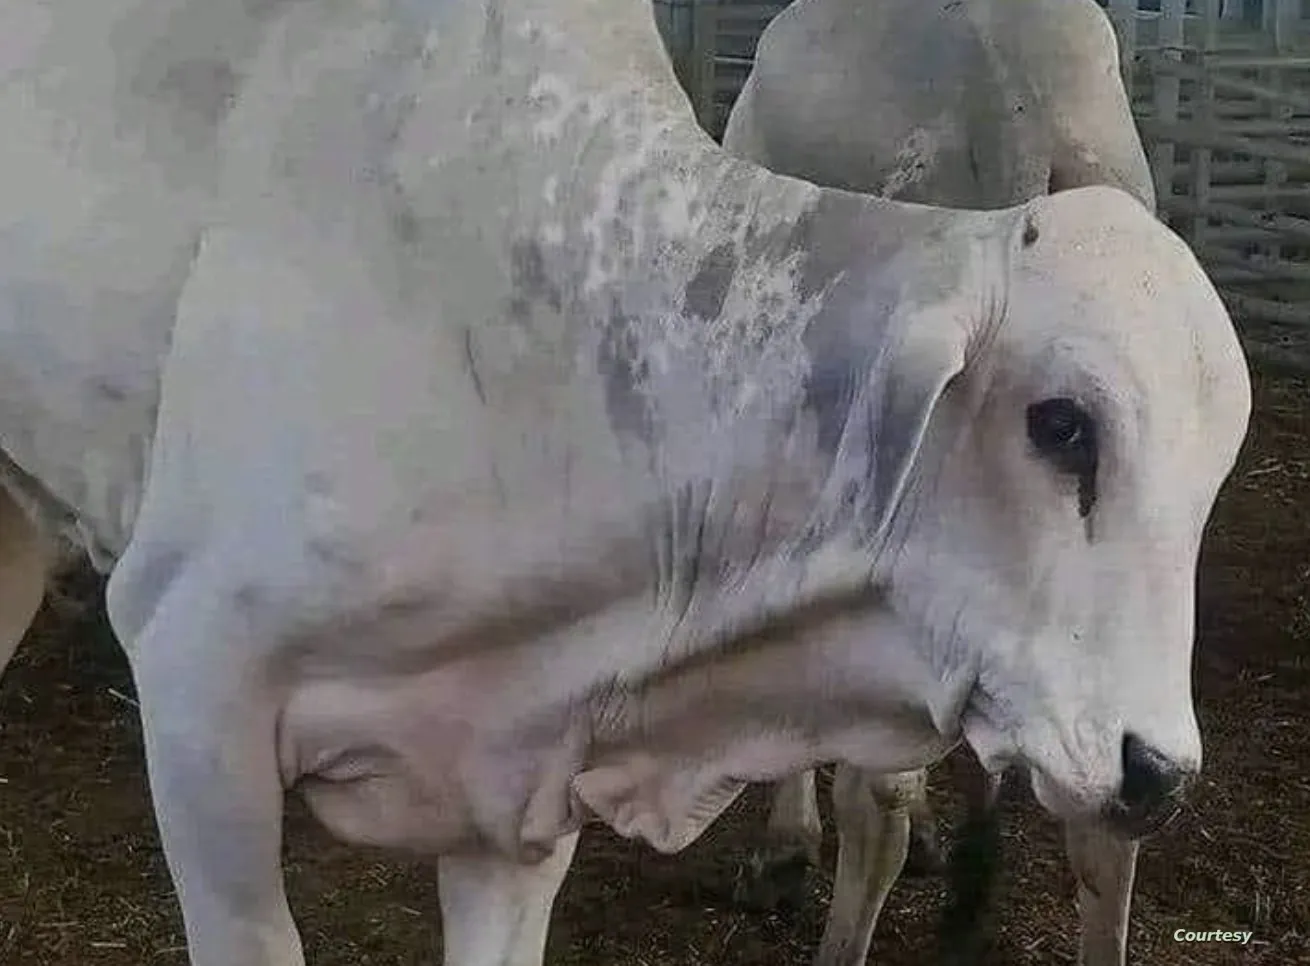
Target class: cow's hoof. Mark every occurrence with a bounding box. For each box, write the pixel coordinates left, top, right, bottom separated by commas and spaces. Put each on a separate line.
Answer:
731, 844, 816, 912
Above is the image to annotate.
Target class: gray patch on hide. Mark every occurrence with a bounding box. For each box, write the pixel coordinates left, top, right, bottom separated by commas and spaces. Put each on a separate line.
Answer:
479, 2, 505, 72
1021, 216, 1039, 248
233, 580, 269, 614
508, 239, 564, 324
596, 296, 656, 445
683, 243, 737, 321
803, 349, 867, 461
161, 59, 239, 125
611, 196, 637, 255
795, 201, 971, 547
393, 207, 420, 246
92, 380, 131, 404
304, 471, 332, 497
794, 197, 905, 461
741, 202, 828, 304
306, 526, 368, 576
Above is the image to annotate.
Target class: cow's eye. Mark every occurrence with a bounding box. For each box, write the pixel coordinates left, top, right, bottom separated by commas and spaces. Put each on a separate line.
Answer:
1027, 397, 1098, 517
1027, 397, 1092, 457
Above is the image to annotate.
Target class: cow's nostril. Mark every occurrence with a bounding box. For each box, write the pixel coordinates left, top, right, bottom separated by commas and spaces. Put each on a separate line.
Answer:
1105, 732, 1192, 837
1121, 733, 1187, 805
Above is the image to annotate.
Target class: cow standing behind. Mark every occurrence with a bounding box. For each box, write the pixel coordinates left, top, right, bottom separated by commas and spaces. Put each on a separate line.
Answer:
723, 1, 1158, 964
724, 0, 1153, 207
0, 2, 1247, 965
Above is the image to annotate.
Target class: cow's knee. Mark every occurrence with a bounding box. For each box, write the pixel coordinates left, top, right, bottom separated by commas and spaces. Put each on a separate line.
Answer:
867, 767, 946, 877
813, 765, 916, 966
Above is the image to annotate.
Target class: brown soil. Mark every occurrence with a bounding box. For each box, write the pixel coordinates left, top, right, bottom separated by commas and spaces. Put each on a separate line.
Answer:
1, 366, 1307, 966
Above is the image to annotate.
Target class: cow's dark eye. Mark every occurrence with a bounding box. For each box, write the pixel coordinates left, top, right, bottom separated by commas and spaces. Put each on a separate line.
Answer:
1026, 397, 1098, 517
1027, 397, 1092, 456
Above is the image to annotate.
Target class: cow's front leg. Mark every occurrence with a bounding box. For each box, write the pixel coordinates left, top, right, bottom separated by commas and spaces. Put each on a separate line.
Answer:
813, 765, 920, 966
437, 830, 580, 966
1065, 820, 1139, 966
733, 769, 823, 910
112, 574, 302, 966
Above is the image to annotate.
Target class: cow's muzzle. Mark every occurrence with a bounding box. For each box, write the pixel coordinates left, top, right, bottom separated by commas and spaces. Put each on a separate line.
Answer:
1101, 732, 1193, 838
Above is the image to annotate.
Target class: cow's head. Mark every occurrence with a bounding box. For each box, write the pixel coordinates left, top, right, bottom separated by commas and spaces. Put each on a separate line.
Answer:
821, 185, 1250, 836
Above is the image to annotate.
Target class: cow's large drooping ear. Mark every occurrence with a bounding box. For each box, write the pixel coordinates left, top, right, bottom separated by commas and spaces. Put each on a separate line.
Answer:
860, 301, 976, 545
805, 214, 1014, 555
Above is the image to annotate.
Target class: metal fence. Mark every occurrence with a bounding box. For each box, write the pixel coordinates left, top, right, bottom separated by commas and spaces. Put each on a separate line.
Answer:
654, 0, 787, 137
1127, 0, 1310, 348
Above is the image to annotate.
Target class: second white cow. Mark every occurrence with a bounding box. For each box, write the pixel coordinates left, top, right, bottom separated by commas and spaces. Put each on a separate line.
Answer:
724, 0, 1154, 207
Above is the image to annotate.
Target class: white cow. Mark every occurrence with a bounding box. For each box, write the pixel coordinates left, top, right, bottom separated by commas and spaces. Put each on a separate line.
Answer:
0, 3, 1249, 966
724, 1, 1158, 963
724, 0, 1154, 209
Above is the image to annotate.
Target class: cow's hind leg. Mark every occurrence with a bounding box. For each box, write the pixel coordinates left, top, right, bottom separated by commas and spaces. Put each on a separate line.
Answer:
937, 761, 1005, 966
812, 765, 923, 966
109, 568, 303, 966
1065, 820, 1139, 966
437, 830, 580, 966
902, 774, 947, 877
0, 488, 48, 679
733, 769, 823, 910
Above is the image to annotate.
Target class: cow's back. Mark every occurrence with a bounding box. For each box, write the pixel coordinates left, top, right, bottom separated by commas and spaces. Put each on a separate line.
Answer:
0, 0, 284, 561
725, 0, 1122, 208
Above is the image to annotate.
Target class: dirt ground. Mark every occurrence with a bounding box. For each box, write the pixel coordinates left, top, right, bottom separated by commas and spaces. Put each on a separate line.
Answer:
0, 364, 1307, 966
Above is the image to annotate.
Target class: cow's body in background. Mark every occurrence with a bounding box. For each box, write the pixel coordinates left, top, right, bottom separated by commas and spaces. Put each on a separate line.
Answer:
725, 0, 1154, 209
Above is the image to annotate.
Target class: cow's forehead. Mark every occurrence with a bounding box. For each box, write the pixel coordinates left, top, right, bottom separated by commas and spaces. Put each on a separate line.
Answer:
995, 189, 1250, 461
1008, 190, 1239, 363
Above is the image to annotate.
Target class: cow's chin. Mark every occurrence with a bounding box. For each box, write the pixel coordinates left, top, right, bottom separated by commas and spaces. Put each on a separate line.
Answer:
1026, 767, 1097, 823
959, 698, 1115, 826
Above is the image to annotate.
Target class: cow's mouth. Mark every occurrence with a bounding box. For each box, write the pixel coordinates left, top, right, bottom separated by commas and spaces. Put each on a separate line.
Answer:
1100, 790, 1185, 840
959, 680, 1186, 839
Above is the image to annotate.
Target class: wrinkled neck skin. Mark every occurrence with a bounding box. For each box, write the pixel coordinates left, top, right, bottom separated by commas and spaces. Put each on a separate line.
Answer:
578, 603, 972, 852
389, 0, 986, 853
